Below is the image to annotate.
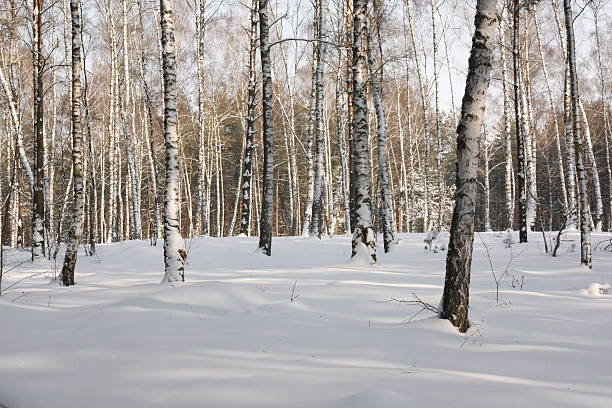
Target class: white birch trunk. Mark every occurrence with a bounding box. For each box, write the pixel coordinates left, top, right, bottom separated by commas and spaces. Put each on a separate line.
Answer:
350, 0, 376, 264
551, 0, 578, 230
121, 0, 142, 240
578, 100, 603, 232
564, 0, 591, 268
32, 0, 46, 260
160, 0, 186, 281
405, 0, 432, 231
60, 0, 85, 286
440, 0, 496, 333
534, 9, 568, 216
512, 0, 528, 243
257, 0, 274, 255
498, 6, 513, 231
368, 31, 395, 252
310, 0, 326, 237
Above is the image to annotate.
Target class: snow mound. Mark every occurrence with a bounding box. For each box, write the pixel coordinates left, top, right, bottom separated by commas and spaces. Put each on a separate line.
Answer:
582, 283, 610, 297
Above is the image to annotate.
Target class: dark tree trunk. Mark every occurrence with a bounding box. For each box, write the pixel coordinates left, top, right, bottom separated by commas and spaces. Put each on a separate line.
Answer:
258, 0, 274, 255
240, 0, 258, 236
32, 0, 45, 260
512, 0, 527, 243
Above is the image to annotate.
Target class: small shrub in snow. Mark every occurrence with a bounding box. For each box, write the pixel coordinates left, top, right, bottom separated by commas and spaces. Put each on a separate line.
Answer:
584, 283, 610, 296
511, 274, 525, 290
424, 231, 448, 253
594, 239, 612, 252
503, 229, 514, 249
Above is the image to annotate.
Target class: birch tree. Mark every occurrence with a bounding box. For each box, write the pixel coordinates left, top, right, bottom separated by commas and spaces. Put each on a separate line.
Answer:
195, 0, 208, 236
439, 0, 496, 333
579, 100, 603, 231
367, 25, 395, 252
563, 0, 591, 268
350, 0, 376, 263
534, 7, 567, 217
60, 0, 84, 287
257, 0, 274, 256
551, 0, 578, 230
240, 0, 258, 236
310, 0, 326, 238
590, 1, 611, 231
404, 0, 432, 231
32, 0, 45, 259
160, 0, 186, 281
498, 5, 513, 231
119, 0, 142, 240
512, 0, 527, 243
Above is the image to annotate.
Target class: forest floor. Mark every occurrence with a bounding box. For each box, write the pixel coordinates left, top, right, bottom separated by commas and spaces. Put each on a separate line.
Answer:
1, 231, 611, 407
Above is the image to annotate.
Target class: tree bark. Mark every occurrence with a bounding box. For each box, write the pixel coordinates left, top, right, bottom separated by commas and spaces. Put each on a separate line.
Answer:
534, 8, 567, 218
498, 6, 513, 231
160, 0, 186, 281
257, 0, 274, 255
563, 0, 591, 268
195, 0, 209, 236
367, 29, 395, 252
60, 0, 85, 286
32, 0, 45, 260
240, 0, 258, 236
310, 0, 327, 238
578, 100, 603, 232
512, 0, 527, 243
121, 0, 142, 240
350, 0, 376, 263
440, 0, 496, 333
405, 0, 432, 231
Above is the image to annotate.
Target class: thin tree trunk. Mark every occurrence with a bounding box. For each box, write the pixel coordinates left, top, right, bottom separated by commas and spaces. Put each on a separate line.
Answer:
120, 0, 142, 240
551, 0, 578, 229
311, 0, 326, 237
534, 8, 567, 216
239, 0, 258, 236
336, 71, 351, 233
482, 136, 492, 232
498, 6, 513, 231
0, 65, 34, 196
32, 0, 45, 260
522, 28, 537, 231
302, 48, 317, 236
431, 0, 444, 230
137, 0, 161, 244
368, 30, 395, 252
512, 0, 527, 243
591, 6, 612, 231
257, 0, 274, 255
195, 0, 208, 236
405, 0, 432, 231
60, 0, 84, 286
579, 100, 603, 231
563, 0, 591, 268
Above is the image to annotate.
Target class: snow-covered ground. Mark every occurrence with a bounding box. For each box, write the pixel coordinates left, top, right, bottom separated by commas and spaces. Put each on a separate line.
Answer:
1, 232, 611, 408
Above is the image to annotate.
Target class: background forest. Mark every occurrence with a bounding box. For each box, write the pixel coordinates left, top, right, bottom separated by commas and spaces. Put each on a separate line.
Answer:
1, 0, 610, 258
